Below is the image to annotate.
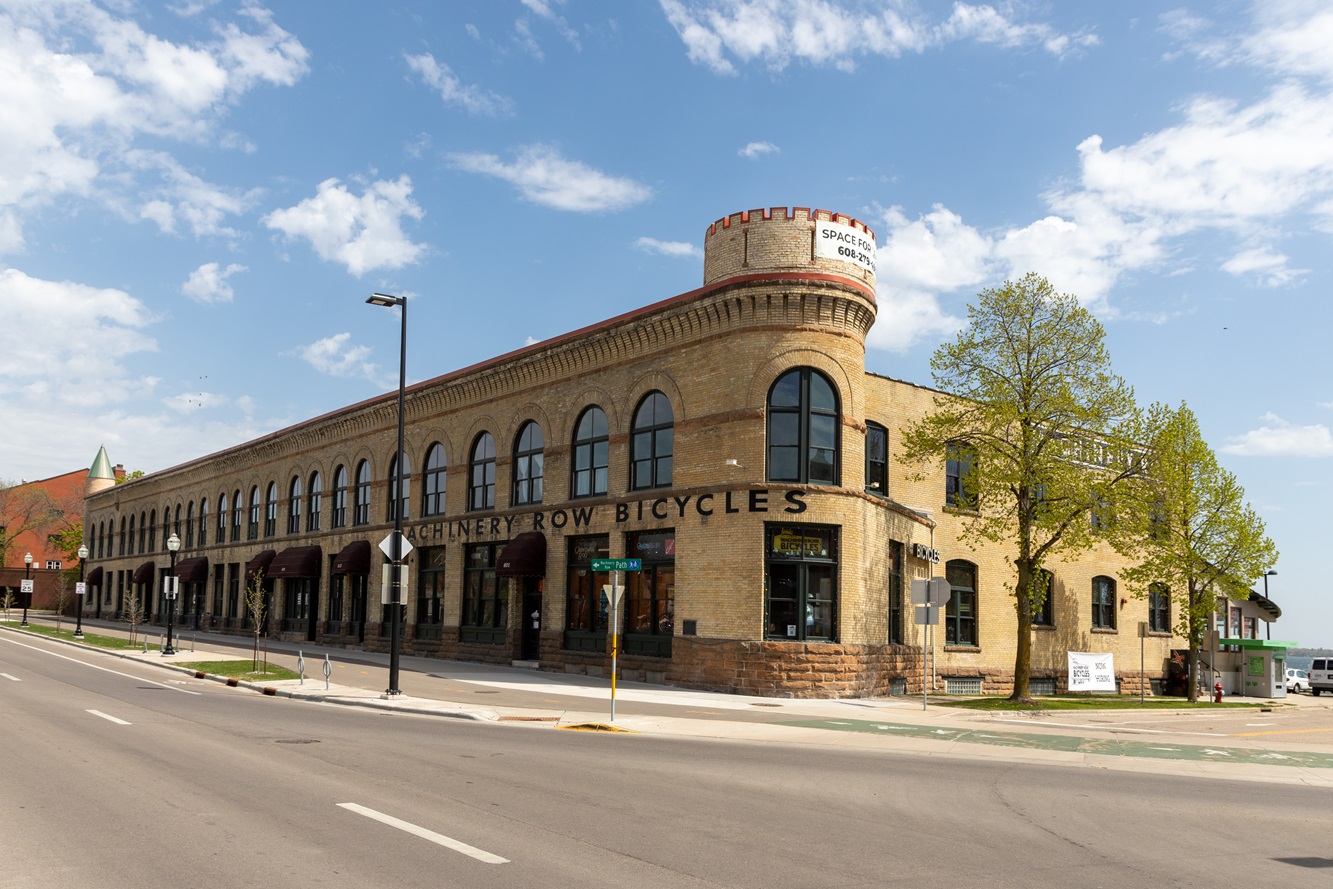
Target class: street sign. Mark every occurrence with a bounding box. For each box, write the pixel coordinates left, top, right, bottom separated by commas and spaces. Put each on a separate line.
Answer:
910, 577, 951, 606
163, 576, 178, 599
380, 563, 412, 604
591, 558, 641, 572
75, 582, 86, 597
914, 604, 941, 626
379, 531, 414, 560
20, 579, 33, 594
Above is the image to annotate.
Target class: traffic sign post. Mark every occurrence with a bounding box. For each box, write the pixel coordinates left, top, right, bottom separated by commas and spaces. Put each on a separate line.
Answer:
912, 577, 952, 710
593, 559, 639, 720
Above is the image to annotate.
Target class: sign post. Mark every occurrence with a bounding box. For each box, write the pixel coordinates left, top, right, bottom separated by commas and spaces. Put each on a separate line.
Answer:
592, 559, 640, 721
912, 577, 951, 710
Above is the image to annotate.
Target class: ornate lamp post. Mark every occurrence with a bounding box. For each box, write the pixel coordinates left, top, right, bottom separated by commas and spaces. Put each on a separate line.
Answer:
75, 544, 89, 638
21, 551, 32, 627
163, 532, 180, 655
366, 291, 407, 697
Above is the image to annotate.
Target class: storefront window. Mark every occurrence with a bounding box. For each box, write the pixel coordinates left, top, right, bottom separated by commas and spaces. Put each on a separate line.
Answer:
461, 542, 507, 644
417, 547, 445, 641
765, 525, 837, 642
624, 530, 675, 657
564, 535, 609, 652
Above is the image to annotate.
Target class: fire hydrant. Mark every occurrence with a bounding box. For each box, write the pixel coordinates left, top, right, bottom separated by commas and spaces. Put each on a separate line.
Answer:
1213, 682, 1223, 704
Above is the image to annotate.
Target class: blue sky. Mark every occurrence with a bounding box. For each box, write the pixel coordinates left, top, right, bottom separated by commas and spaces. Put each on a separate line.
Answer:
2, 1, 1328, 642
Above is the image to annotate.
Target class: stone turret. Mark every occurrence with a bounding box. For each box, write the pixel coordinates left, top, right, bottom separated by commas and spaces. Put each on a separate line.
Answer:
86, 445, 116, 497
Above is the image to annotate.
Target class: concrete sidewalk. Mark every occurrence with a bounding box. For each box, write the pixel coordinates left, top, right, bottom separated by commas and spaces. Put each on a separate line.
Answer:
10, 614, 1333, 787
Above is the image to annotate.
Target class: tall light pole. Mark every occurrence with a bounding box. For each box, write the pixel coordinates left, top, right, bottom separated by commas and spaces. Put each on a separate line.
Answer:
21, 551, 32, 627
164, 532, 180, 655
75, 544, 89, 638
366, 292, 406, 697
1263, 569, 1277, 640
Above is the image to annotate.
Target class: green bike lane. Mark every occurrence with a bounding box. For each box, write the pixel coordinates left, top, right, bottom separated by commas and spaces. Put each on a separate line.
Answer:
778, 716, 1333, 769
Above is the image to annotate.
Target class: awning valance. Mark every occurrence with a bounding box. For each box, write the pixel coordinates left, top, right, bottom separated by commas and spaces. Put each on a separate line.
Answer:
269, 545, 322, 579
173, 556, 209, 584
497, 531, 547, 577
132, 561, 155, 584
86, 566, 103, 586
245, 549, 277, 583
332, 540, 371, 576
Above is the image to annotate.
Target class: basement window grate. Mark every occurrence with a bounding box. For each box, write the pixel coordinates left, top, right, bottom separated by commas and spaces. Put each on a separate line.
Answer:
945, 677, 983, 696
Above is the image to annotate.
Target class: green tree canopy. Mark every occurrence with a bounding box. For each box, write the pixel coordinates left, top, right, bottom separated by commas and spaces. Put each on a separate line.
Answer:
899, 272, 1145, 701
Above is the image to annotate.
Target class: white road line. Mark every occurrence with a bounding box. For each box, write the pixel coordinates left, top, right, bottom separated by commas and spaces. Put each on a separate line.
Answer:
0, 635, 201, 694
88, 710, 131, 725
1, 673, 19, 681
337, 803, 509, 864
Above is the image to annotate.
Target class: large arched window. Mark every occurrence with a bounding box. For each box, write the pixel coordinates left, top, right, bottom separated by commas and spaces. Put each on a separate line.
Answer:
185, 502, 195, 548
388, 451, 409, 522
630, 392, 673, 490
198, 498, 208, 547
1092, 576, 1117, 630
248, 486, 260, 540
140, 511, 148, 553
331, 466, 348, 528
174, 504, 182, 541
126, 515, 134, 555
264, 482, 277, 537
767, 368, 839, 485
287, 476, 302, 534
307, 472, 322, 532
231, 489, 242, 542
217, 493, 227, 543
353, 460, 371, 525
945, 559, 978, 647
571, 406, 609, 498
422, 443, 447, 516
147, 509, 156, 552
512, 422, 544, 505
469, 433, 496, 511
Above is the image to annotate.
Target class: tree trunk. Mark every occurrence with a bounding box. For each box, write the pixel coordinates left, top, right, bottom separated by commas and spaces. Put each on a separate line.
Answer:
1010, 558, 1033, 702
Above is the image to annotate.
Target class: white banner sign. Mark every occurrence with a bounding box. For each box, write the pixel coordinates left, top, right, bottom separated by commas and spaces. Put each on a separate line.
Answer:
1068, 651, 1117, 692
815, 220, 876, 274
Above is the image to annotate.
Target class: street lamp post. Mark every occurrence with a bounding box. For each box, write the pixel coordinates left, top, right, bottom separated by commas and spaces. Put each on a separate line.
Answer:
1263, 569, 1277, 640
75, 544, 89, 638
164, 532, 180, 655
21, 551, 32, 627
366, 291, 407, 697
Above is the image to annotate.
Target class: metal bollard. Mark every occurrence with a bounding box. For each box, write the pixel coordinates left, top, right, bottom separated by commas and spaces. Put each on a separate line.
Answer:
297, 651, 305, 685
323, 654, 332, 691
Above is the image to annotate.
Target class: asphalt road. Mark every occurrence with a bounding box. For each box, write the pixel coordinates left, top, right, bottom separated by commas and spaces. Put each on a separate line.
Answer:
4, 631, 1333, 889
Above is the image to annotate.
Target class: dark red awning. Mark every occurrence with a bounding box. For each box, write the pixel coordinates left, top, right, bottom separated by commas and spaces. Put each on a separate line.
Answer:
331, 540, 371, 575
86, 566, 104, 586
132, 561, 155, 584
269, 545, 322, 579
245, 550, 276, 583
497, 531, 546, 577
172, 556, 209, 584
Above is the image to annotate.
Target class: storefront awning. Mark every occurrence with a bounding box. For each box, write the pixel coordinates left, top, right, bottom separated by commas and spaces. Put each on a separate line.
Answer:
173, 556, 209, 584
132, 561, 155, 584
332, 540, 371, 576
86, 566, 103, 586
1218, 638, 1297, 650
269, 545, 322, 579
497, 531, 547, 577
245, 549, 277, 583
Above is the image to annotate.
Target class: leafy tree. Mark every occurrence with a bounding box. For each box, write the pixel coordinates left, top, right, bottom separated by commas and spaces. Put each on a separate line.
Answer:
1117, 402, 1278, 702
0, 480, 59, 568
115, 470, 145, 484
899, 273, 1145, 702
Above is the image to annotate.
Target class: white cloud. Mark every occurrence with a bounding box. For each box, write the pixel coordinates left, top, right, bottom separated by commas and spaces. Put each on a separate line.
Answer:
634, 237, 703, 258
0, 1, 307, 251
1221, 245, 1309, 286
518, 0, 581, 52
1222, 413, 1333, 457
449, 144, 653, 212
739, 141, 779, 159
126, 149, 261, 238
181, 261, 246, 304
659, 0, 1096, 75
264, 176, 427, 276
291, 332, 386, 384
405, 53, 513, 117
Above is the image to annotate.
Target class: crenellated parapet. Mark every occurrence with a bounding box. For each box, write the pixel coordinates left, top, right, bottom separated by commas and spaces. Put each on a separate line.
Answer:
703, 206, 877, 300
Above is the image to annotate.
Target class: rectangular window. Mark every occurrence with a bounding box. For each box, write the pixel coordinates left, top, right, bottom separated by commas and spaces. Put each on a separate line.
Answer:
1148, 585, 1170, 633
1032, 571, 1054, 627
329, 572, 345, 626
45, 560, 61, 570
865, 422, 888, 496
765, 525, 837, 642
1092, 576, 1117, 630
461, 542, 507, 644
945, 443, 975, 508
416, 547, 445, 641
945, 560, 978, 647
624, 530, 675, 657
227, 566, 240, 620
563, 535, 610, 652
888, 540, 903, 643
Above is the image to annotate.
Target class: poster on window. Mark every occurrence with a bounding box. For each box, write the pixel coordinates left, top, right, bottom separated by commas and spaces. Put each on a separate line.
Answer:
1067, 652, 1117, 692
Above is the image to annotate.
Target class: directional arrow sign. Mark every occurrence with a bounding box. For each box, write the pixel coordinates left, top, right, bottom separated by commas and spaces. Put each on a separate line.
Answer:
591, 558, 641, 572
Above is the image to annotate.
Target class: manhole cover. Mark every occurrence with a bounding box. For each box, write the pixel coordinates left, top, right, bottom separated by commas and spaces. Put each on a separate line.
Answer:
275, 739, 320, 744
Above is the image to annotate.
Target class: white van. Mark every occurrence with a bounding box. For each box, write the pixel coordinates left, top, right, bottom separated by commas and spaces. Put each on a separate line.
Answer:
1311, 658, 1333, 695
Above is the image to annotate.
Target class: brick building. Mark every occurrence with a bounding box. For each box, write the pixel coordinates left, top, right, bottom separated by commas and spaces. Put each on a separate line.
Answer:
81, 206, 1177, 697
1, 462, 103, 611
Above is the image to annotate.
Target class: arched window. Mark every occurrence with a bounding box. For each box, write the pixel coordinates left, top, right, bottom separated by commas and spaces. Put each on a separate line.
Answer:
307, 472, 322, 532
512, 422, 544, 505
1032, 568, 1054, 627
185, 502, 195, 548
217, 493, 227, 544
422, 443, 447, 516
147, 509, 156, 552
248, 486, 260, 540
571, 406, 609, 498
231, 489, 242, 542
97, 521, 105, 559
630, 392, 673, 490
140, 511, 148, 553
1092, 576, 1117, 630
945, 559, 978, 647
353, 461, 371, 525
263, 483, 277, 537
767, 368, 839, 485
199, 498, 209, 547
469, 433, 496, 511
865, 421, 888, 496
288, 476, 302, 535
174, 504, 182, 540
121, 516, 128, 556
388, 451, 409, 522
331, 466, 348, 528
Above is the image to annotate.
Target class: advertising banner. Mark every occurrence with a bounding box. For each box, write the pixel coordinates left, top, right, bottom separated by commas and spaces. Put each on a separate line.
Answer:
1068, 651, 1117, 692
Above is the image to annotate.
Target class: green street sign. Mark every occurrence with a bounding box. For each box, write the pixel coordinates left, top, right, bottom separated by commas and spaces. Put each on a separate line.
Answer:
591, 558, 641, 572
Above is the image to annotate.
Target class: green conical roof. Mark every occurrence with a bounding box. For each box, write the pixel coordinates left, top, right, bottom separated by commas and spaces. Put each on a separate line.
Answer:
89, 445, 115, 480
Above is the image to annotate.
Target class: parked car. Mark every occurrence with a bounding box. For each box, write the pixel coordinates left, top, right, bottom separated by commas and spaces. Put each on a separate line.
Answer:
1285, 668, 1309, 693
1311, 658, 1333, 696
